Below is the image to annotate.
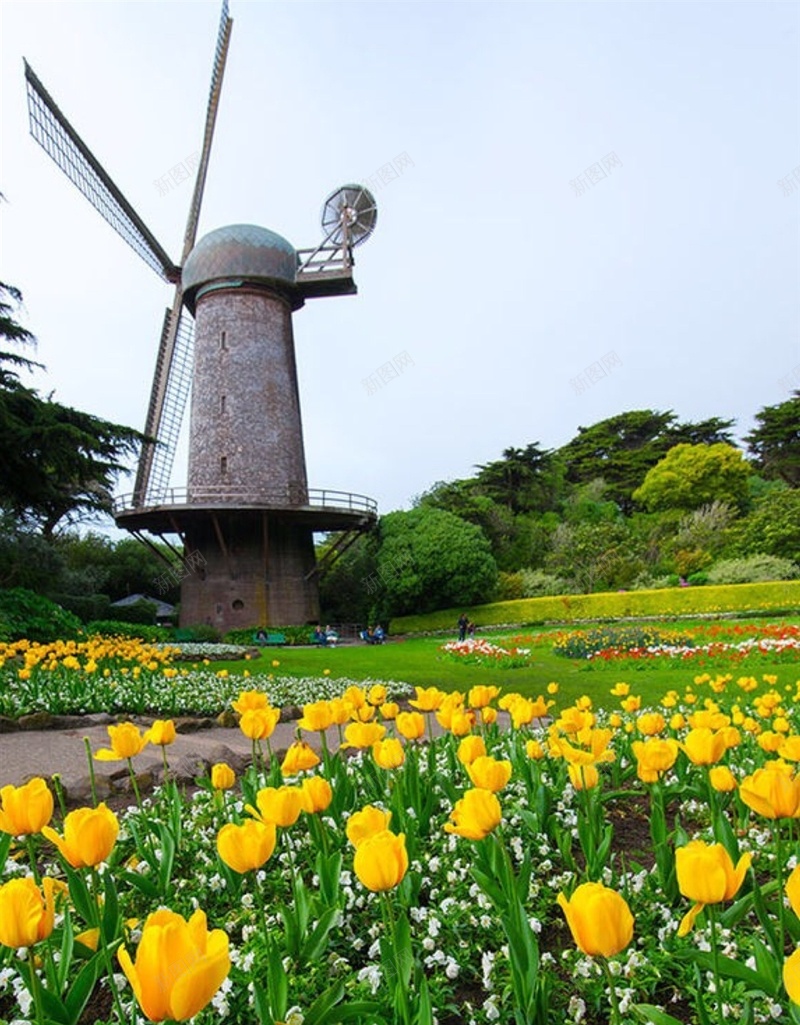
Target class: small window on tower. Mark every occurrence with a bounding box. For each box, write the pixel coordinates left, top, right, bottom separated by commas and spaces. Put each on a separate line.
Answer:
232, 599, 244, 611
220, 456, 228, 474
220, 395, 226, 413
220, 330, 227, 350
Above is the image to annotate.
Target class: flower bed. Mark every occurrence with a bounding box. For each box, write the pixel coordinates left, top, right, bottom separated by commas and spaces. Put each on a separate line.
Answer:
440, 637, 532, 668
3, 675, 800, 1022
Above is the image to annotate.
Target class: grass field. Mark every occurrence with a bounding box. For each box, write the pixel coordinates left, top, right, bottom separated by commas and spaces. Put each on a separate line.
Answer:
217, 617, 800, 712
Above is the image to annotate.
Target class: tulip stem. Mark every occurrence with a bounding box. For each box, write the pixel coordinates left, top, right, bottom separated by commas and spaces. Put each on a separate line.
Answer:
83, 737, 98, 807
381, 893, 411, 1025
599, 958, 622, 1025
26, 953, 45, 1025
706, 905, 726, 1025
775, 822, 787, 957
25, 835, 42, 886
90, 868, 129, 1025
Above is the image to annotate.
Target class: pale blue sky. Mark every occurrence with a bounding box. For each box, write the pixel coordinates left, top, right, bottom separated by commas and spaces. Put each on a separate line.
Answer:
0, 0, 798, 526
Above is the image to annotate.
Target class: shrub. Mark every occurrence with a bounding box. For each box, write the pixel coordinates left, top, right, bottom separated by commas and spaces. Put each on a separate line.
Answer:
707, 554, 800, 585
223, 625, 317, 646
85, 620, 170, 642
686, 571, 709, 586
0, 588, 83, 642
110, 599, 160, 625
519, 569, 575, 597
496, 572, 524, 601
389, 579, 800, 634
174, 624, 221, 643
50, 593, 112, 623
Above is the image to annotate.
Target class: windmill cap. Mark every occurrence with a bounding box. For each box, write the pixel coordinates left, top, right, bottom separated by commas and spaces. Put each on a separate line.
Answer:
182, 224, 298, 305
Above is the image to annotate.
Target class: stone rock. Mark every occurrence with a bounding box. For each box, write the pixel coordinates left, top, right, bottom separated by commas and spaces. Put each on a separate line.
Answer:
170, 754, 209, 784
62, 775, 112, 806
216, 710, 237, 728
174, 717, 215, 734
18, 711, 52, 730
0, 716, 20, 733
204, 744, 248, 775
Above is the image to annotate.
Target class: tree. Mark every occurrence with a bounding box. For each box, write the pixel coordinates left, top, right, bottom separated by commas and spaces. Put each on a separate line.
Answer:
666, 416, 735, 447
545, 520, 639, 592
0, 282, 145, 536
474, 443, 564, 515
745, 392, 800, 486
558, 410, 677, 514
726, 489, 800, 562
632, 443, 750, 513
369, 507, 497, 620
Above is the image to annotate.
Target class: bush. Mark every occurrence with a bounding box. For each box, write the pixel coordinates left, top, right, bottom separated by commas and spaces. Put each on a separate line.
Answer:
389, 579, 800, 633
174, 624, 221, 643
223, 625, 316, 646
496, 572, 524, 601
707, 554, 800, 585
50, 593, 112, 623
85, 620, 170, 642
110, 599, 160, 625
519, 569, 575, 597
687, 572, 709, 586
0, 588, 83, 642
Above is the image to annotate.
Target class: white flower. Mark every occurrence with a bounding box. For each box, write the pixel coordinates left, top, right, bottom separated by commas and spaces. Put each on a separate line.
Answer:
357, 965, 382, 995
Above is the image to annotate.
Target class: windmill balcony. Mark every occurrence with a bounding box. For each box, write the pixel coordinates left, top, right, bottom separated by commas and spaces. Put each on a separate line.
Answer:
112, 486, 378, 534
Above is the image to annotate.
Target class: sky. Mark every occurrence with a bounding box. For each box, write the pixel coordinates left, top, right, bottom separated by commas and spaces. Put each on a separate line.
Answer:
1, 0, 798, 538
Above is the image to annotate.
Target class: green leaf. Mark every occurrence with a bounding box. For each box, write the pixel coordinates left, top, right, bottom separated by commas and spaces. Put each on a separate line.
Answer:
632, 1005, 687, 1025
266, 936, 288, 1020
119, 868, 159, 899
38, 987, 70, 1025
414, 973, 434, 1025
252, 980, 273, 1025
300, 906, 339, 965
157, 822, 176, 897
683, 949, 775, 994
303, 979, 345, 1025
64, 952, 101, 1025
65, 866, 94, 925
102, 867, 120, 943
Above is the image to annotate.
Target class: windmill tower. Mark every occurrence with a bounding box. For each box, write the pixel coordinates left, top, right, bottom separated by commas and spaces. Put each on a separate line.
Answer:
24, 2, 378, 632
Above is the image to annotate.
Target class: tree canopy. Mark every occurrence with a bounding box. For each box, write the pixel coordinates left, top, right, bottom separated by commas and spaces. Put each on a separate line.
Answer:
632, 443, 751, 513
0, 282, 145, 537
745, 391, 800, 487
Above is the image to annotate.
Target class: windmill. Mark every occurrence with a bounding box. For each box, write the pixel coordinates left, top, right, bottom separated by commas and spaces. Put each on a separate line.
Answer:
24, 1, 378, 631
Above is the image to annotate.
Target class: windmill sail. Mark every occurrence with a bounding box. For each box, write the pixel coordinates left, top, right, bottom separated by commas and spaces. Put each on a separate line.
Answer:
23, 60, 177, 282
134, 0, 233, 505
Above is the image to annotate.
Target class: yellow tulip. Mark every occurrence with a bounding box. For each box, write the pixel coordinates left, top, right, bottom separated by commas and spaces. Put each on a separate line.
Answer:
346, 805, 392, 848
786, 865, 800, 917
444, 788, 501, 840
367, 684, 387, 706
42, 803, 119, 868
779, 736, 800, 762
342, 722, 386, 749
380, 702, 399, 720
216, 820, 276, 874
118, 908, 230, 1022
0, 877, 56, 948
568, 763, 599, 790
468, 685, 499, 709
300, 776, 332, 814
239, 707, 281, 740
298, 701, 333, 733
0, 778, 54, 836
481, 707, 498, 725
327, 698, 352, 726
457, 735, 487, 766
343, 685, 367, 711
557, 882, 634, 957
232, 690, 269, 714
409, 686, 446, 711
281, 741, 320, 776
144, 719, 176, 746
675, 840, 751, 936
631, 739, 678, 783
466, 755, 512, 793
395, 712, 425, 740
248, 786, 304, 828
94, 722, 148, 761
739, 763, 800, 819
526, 739, 545, 760
353, 830, 408, 892
210, 763, 236, 790
784, 948, 800, 1005
636, 712, 665, 736
679, 727, 727, 766
372, 738, 405, 769
709, 766, 737, 793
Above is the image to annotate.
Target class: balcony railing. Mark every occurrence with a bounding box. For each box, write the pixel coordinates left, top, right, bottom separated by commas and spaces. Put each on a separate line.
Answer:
113, 485, 377, 517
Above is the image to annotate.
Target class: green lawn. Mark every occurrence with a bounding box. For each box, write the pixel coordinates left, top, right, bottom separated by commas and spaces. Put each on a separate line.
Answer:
218, 617, 800, 713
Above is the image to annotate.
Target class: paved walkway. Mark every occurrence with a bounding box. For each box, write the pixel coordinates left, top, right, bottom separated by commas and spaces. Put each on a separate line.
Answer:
0, 715, 314, 802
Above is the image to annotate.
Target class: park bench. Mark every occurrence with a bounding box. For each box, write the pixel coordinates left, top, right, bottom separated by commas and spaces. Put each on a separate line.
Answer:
253, 631, 286, 646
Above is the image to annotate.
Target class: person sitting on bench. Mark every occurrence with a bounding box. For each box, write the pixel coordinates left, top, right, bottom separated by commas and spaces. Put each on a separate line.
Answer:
312, 626, 327, 646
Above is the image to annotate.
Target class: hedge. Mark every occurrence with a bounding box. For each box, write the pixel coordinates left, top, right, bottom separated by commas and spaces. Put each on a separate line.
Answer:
389, 580, 800, 635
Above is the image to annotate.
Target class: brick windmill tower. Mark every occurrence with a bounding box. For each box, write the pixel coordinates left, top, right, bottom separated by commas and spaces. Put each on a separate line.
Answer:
24, 2, 378, 631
